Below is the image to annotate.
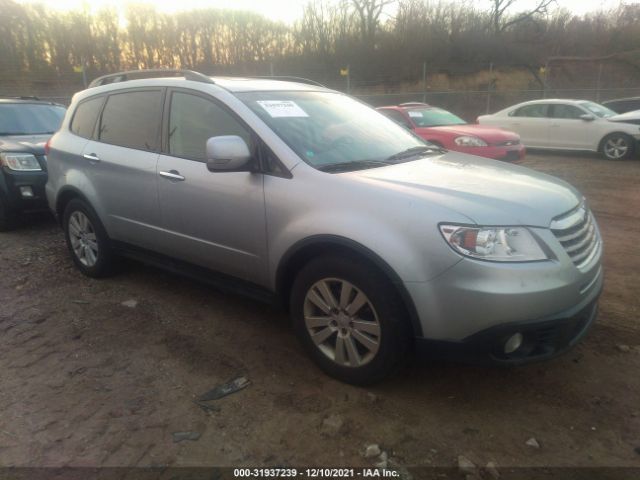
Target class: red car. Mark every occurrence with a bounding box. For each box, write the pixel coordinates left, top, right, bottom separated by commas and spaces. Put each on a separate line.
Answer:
377, 103, 525, 161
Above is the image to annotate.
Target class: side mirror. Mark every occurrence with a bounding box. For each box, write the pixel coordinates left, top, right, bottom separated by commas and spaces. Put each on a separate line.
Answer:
206, 135, 252, 172
580, 114, 595, 121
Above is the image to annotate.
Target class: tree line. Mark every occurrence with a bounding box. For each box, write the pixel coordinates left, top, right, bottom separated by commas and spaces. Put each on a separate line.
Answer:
1, 0, 638, 88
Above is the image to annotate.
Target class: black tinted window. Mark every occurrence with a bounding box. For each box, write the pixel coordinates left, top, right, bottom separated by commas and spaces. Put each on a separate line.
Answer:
551, 104, 584, 119
604, 99, 640, 114
513, 104, 549, 118
70, 97, 103, 138
0, 103, 65, 135
99, 91, 162, 150
168, 92, 251, 160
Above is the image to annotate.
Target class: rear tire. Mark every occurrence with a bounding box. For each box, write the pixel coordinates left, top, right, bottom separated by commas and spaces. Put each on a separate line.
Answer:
600, 133, 634, 160
290, 254, 411, 385
63, 198, 115, 277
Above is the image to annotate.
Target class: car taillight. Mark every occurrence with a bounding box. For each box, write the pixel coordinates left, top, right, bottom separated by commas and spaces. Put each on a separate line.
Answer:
44, 139, 50, 155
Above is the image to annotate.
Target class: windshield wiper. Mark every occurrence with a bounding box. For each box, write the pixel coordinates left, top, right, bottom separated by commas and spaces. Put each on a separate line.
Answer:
317, 160, 392, 173
385, 145, 445, 163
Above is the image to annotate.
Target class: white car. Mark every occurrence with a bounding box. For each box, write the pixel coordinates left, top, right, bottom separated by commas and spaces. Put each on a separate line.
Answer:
478, 99, 640, 160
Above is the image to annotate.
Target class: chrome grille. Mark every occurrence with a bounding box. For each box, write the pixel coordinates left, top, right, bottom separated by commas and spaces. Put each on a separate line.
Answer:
551, 204, 600, 267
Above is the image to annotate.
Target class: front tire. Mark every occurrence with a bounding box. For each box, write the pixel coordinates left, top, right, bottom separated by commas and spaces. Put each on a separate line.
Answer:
63, 198, 115, 277
601, 133, 635, 160
290, 255, 411, 385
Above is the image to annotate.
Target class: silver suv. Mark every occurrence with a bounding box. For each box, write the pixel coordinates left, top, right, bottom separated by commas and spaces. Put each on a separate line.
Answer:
46, 70, 603, 384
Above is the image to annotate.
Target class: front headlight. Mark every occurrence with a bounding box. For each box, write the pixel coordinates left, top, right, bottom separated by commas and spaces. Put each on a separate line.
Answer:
454, 136, 488, 147
439, 225, 548, 262
0, 153, 42, 171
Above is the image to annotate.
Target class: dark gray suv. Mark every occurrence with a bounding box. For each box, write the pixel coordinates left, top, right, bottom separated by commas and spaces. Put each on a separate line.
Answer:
0, 98, 66, 230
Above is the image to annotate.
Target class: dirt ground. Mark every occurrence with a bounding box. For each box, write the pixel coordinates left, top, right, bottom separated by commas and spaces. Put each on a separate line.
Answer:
1, 152, 639, 473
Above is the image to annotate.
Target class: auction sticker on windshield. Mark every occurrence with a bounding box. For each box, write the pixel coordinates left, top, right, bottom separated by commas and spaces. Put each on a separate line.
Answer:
408, 111, 423, 118
257, 100, 309, 118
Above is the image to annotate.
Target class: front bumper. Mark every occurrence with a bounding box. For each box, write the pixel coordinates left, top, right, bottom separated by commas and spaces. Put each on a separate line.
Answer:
0, 167, 49, 213
416, 291, 600, 365
406, 221, 603, 364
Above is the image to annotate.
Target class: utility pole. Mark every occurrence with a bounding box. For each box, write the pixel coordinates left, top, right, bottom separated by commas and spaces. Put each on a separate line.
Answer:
486, 62, 493, 114
542, 58, 550, 99
347, 64, 351, 94
422, 61, 427, 104
596, 62, 603, 102
82, 62, 87, 89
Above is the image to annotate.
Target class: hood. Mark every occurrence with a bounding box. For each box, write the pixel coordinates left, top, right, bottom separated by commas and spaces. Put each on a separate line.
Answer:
608, 110, 640, 123
348, 152, 581, 226
416, 124, 519, 143
0, 134, 51, 155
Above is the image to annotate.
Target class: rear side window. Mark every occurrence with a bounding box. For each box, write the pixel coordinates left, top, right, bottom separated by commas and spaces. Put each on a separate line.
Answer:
512, 104, 549, 118
70, 97, 104, 139
99, 90, 162, 151
168, 91, 251, 161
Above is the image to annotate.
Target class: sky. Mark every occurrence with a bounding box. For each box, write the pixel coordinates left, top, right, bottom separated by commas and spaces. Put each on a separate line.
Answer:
15, 0, 636, 24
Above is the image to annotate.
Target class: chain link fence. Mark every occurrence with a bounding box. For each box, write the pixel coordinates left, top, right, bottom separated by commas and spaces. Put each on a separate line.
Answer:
3, 61, 640, 121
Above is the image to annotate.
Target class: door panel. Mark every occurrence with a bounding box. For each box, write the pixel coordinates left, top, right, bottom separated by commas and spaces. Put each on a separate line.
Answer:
507, 104, 551, 147
155, 89, 268, 285
156, 156, 267, 283
548, 104, 589, 149
83, 89, 164, 250
82, 140, 161, 249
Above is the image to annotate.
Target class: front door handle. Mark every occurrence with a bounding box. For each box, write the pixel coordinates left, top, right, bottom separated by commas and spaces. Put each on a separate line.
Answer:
83, 153, 100, 162
159, 170, 185, 181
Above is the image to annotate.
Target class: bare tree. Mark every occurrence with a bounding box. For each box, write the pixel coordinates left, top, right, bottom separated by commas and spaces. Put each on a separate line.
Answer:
489, 0, 555, 35
350, 0, 395, 45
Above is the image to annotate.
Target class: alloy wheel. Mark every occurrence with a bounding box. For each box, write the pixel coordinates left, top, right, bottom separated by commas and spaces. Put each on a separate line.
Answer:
303, 278, 381, 368
68, 211, 99, 267
604, 136, 629, 159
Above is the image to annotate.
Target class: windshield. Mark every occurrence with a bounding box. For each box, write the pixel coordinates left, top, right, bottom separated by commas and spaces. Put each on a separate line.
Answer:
237, 91, 430, 171
578, 101, 616, 118
0, 103, 66, 135
407, 108, 467, 127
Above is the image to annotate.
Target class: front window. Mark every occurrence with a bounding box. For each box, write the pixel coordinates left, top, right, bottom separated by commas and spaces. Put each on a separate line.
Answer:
237, 91, 431, 171
0, 103, 66, 135
405, 108, 467, 127
578, 101, 616, 118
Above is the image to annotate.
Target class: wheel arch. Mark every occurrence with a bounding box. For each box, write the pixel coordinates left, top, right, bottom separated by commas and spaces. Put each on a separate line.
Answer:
55, 186, 91, 225
275, 235, 423, 337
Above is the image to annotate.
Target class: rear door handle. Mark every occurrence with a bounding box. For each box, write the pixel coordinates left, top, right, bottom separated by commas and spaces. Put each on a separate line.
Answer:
159, 170, 185, 181
83, 153, 100, 162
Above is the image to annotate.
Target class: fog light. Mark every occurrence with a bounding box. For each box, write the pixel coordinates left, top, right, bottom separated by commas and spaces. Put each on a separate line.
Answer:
504, 333, 523, 354
19, 186, 34, 198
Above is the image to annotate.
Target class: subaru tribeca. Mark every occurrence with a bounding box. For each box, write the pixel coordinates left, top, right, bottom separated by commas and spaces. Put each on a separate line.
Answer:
46, 70, 602, 384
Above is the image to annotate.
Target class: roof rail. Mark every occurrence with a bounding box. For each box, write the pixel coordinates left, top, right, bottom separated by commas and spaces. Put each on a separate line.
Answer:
88, 69, 215, 88
250, 76, 326, 88
0, 95, 41, 101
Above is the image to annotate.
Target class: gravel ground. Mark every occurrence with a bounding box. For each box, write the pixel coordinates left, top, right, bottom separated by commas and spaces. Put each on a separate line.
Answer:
0, 152, 639, 472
